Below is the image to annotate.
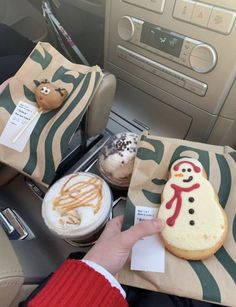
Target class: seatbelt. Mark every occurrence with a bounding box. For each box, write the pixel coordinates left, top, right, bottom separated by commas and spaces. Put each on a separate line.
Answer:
42, 0, 90, 66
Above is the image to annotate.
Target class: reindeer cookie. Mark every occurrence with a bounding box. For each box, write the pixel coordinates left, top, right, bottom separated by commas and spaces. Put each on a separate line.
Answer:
157, 157, 228, 260
35, 80, 68, 111
12, 80, 68, 143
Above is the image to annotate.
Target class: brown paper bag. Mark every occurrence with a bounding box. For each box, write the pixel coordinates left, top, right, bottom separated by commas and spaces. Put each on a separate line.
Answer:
0, 42, 103, 186
121, 132, 236, 306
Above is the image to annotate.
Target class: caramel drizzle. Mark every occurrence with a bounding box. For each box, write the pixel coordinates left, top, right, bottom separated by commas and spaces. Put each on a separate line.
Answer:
53, 174, 103, 225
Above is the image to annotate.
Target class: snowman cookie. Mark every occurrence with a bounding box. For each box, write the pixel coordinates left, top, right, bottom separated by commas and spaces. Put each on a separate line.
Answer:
157, 157, 228, 260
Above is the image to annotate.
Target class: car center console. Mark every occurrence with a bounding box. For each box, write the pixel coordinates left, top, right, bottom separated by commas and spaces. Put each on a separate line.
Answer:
104, 0, 236, 147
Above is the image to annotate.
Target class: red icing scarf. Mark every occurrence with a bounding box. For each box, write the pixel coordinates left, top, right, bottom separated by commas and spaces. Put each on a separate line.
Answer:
166, 183, 200, 226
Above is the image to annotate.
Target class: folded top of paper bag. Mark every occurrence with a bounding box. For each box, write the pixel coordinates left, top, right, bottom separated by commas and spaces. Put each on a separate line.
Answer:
0, 42, 103, 186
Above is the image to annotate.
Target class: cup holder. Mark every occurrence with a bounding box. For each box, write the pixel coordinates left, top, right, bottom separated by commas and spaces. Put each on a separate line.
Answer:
23, 132, 128, 248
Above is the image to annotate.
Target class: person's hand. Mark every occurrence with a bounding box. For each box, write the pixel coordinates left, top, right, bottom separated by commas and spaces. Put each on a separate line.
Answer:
83, 215, 165, 276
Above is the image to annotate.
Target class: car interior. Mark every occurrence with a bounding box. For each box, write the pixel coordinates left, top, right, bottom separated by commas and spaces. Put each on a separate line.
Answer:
0, 0, 235, 306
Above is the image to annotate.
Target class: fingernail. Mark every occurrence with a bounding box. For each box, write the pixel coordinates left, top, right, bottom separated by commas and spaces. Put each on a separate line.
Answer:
153, 219, 165, 230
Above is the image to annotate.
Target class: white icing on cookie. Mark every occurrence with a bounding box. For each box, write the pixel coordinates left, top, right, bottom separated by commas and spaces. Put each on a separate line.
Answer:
158, 158, 226, 251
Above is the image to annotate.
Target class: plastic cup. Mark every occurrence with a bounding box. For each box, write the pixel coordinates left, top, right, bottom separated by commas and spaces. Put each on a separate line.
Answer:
42, 172, 112, 245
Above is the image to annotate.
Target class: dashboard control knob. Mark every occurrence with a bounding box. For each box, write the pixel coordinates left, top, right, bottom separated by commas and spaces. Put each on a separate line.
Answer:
118, 16, 135, 41
189, 44, 217, 73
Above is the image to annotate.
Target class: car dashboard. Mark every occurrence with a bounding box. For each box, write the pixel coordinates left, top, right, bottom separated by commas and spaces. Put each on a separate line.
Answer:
105, 0, 236, 147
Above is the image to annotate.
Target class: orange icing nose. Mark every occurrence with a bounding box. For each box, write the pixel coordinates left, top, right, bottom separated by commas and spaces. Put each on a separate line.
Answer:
175, 173, 184, 177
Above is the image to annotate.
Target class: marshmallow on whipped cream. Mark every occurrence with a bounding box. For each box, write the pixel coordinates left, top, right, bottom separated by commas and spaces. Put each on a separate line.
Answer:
97, 132, 139, 188
42, 172, 112, 240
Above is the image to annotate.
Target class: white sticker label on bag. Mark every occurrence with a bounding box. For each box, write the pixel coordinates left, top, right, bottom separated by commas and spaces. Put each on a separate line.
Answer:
131, 206, 165, 273
0, 101, 39, 152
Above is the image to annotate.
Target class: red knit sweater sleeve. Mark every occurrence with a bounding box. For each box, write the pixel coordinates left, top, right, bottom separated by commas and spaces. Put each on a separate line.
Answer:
28, 259, 128, 307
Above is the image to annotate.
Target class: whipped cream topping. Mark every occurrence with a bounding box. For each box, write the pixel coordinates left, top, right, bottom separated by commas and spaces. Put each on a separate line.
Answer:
98, 132, 139, 187
42, 172, 112, 238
